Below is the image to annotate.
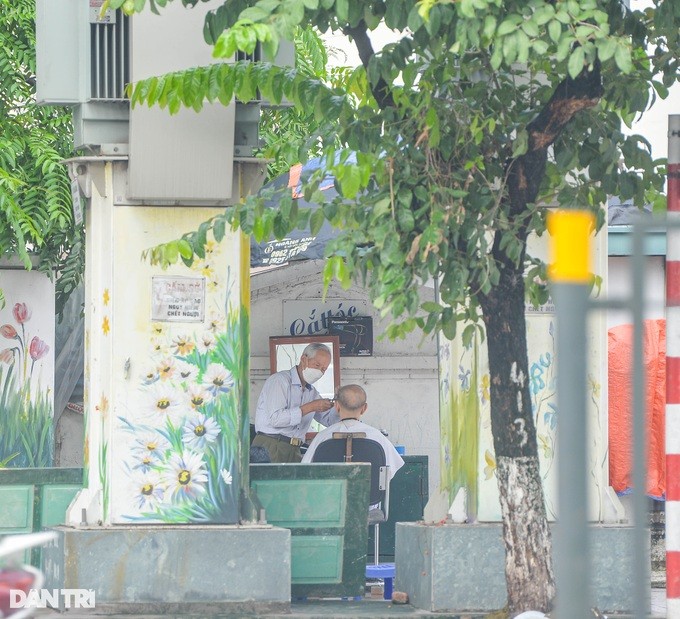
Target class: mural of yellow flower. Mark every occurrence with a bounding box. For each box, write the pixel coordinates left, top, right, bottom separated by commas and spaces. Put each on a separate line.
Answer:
483, 449, 496, 480
150, 339, 166, 355
102, 316, 110, 335
588, 374, 601, 398
538, 434, 553, 459
481, 374, 490, 403
96, 394, 110, 421
172, 335, 195, 356
103, 289, 110, 306
157, 357, 176, 381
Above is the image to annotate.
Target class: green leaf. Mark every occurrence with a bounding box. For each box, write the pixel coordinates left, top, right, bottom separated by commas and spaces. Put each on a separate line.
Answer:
548, 19, 562, 44
568, 46, 585, 79
164, 241, 179, 264
614, 43, 633, 73
533, 5, 555, 25
461, 323, 477, 348
310, 208, 326, 235
482, 15, 497, 40
497, 18, 517, 37
652, 80, 669, 99
338, 165, 362, 198
336, 0, 349, 21
213, 32, 237, 59
521, 19, 539, 38
421, 301, 443, 313
177, 239, 194, 259
512, 129, 528, 158
595, 38, 616, 62
213, 217, 226, 242
441, 308, 457, 340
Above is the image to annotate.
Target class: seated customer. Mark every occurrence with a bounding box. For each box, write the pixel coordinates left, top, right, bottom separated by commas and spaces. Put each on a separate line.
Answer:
301, 384, 404, 481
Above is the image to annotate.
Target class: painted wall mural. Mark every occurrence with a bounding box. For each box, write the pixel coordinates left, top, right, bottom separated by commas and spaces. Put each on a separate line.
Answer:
0, 270, 55, 468
97, 208, 250, 526
116, 270, 245, 523
438, 230, 608, 522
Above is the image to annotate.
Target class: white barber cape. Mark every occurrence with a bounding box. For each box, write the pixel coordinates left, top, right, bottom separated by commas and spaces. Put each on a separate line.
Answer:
302, 418, 405, 480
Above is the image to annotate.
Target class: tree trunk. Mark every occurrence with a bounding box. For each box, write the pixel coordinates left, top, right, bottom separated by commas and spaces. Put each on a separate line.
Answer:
480, 265, 556, 614
476, 66, 602, 612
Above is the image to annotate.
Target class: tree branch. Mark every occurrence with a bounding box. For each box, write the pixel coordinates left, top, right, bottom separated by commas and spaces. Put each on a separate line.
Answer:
342, 21, 394, 109
491, 64, 604, 269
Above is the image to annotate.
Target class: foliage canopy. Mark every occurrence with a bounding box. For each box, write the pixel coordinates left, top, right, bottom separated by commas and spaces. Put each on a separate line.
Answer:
0, 0, 82, 313
114, 0, 677, 342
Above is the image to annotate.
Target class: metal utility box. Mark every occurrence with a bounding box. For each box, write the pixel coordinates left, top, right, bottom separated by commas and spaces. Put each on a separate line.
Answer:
35, 1, 293, 202
36, 0, 130, 150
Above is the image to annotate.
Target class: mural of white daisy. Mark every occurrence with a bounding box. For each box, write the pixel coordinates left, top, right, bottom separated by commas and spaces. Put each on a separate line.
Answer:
175, 359, 199, 383
196, 331, 216, 354
185, 383, 212, 410
142, 382, 185, 424
131, 471, 164, 510
182, 413, 220, 450
131, 431, 170, 461
220, 469, 233, 485
162, 451, 208, 502
131, 453, 156, 473
206, 313, 225, 333
140, 366, 160, 385
202, 363, 235, 396
150, 338, 168, 356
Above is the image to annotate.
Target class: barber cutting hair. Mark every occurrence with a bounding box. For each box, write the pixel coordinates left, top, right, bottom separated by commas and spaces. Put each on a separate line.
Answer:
253, 342, 339, 463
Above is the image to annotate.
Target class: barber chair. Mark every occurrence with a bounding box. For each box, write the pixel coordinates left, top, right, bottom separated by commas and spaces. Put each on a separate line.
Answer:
311, 432, 395, 599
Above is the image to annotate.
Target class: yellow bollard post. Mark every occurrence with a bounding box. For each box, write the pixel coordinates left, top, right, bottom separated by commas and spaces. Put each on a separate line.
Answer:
547, 210, 595, 284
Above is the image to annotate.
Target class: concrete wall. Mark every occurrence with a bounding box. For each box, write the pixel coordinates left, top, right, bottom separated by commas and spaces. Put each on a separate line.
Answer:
250, 260, 441, 498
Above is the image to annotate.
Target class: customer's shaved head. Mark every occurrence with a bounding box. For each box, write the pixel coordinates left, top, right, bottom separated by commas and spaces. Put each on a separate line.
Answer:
337, 384, 367, 412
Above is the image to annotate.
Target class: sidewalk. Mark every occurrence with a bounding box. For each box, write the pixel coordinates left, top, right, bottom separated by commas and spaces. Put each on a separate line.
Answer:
30, 589, 668, 619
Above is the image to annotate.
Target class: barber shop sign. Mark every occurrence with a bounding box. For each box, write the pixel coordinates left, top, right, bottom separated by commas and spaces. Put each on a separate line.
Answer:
282, 299, 369, 337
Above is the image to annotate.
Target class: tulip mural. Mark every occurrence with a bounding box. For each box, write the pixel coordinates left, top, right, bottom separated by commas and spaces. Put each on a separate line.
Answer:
0, 298, 54, 467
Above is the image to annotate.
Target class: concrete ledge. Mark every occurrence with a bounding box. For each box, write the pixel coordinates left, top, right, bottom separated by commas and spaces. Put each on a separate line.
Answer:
43, 525, 291, 614
396, 522, 645, 613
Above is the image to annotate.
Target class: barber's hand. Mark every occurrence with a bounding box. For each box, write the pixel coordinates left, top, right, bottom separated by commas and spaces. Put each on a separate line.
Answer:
301, 399, 334, 415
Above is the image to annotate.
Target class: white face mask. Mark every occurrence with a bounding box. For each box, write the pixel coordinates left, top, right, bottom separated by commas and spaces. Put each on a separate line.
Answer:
302, 367, 323, 385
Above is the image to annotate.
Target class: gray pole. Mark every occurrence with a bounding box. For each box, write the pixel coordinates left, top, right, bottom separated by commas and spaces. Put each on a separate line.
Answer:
630, 221, 649, 619
553, 281, 591, 619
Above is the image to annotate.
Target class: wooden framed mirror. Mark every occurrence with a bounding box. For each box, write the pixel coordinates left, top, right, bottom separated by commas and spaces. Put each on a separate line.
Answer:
268, 335, 341, 400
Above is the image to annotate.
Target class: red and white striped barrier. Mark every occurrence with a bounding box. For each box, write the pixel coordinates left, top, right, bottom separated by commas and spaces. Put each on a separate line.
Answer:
667, 113, 680, 618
